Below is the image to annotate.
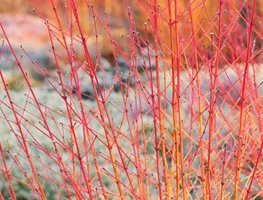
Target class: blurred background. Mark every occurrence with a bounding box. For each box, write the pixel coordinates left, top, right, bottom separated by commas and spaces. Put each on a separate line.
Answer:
0, 0, 262, 90
1, 0, 262, 58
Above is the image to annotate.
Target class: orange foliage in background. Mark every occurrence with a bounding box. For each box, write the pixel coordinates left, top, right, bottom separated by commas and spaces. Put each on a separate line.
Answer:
1, 0, 262, 63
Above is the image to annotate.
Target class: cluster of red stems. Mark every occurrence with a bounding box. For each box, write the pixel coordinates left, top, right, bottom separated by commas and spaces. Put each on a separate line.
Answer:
0, 0, 262, 199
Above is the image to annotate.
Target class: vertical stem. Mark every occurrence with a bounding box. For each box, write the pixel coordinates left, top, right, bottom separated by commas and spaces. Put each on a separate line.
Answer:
234, 0, 257, 199
206, 1, 223, 199
173, 1, 187, 199
152, 1, 168, 198
167, 0, 180, 198
187, 1, 206, 199
220, 144, 227, 200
